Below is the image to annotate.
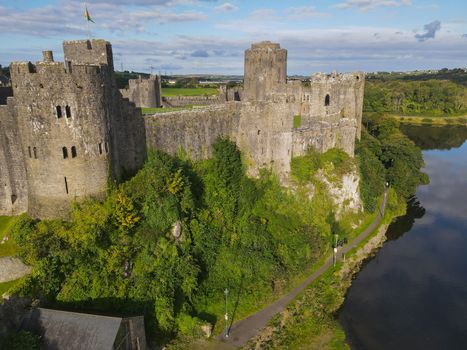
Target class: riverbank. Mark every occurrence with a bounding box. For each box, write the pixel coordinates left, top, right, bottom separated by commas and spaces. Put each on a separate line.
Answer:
243, 189, 404, 349
389, 115, 467, 126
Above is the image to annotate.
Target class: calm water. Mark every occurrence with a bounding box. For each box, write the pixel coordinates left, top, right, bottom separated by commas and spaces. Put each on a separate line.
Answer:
338, 125, 467, 350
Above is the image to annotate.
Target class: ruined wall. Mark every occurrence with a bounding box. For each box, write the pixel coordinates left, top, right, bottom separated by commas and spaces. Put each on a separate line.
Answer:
244, 42, 287, 101
122, 75, 162, 108
144, 104, 239, 159
0, 102, 27, 215
162, 95, 222, 108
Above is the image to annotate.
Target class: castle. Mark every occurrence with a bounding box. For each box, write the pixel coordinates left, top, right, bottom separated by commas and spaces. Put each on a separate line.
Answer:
0, 40, 364, 219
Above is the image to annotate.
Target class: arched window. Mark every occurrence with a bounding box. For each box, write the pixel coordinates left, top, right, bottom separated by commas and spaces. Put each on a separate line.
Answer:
62, 147, 68, 159
71, 146, 77, 158
56, 106, 62, 118
65, 105, 72, 118
28, 146, 32, 158
98, 143, 103, 155
33, 147, 37, 159
325, 94, 330, 107
105, 142, 109, 153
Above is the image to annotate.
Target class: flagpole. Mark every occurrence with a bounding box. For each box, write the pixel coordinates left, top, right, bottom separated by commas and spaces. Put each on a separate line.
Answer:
84, 2, 91, 41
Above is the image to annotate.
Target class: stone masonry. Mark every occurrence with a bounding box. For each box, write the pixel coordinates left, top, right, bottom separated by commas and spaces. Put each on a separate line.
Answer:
0, 39, 364, 219
0, 40, 146, 218
145, 41, 365, 181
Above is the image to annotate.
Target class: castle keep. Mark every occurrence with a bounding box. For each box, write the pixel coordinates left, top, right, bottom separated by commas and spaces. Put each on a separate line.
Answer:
0, 40, 146, 218
0, 40, 364, 219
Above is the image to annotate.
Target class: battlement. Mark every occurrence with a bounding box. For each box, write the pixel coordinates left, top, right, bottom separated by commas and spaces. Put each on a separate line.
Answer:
310, 71, 365, 83
63, 39, 114, 70
250, 41, 282, 50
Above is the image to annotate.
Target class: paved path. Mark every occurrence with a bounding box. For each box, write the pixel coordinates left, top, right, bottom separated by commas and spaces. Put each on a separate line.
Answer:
221, 189, 388, 348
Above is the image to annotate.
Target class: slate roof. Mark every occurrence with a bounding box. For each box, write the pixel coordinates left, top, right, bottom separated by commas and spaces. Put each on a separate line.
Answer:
21, 308, 123, 350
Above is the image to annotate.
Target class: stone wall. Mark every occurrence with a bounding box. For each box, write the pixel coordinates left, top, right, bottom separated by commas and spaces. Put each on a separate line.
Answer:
144, 104, 239, 159
0, 102, 28, 216
162, 95, 223, 108
121, 75, 162, 108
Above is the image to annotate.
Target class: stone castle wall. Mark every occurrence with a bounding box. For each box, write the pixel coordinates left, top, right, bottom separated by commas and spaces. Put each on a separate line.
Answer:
0, 102, 27, 215
121, 75, 162, 108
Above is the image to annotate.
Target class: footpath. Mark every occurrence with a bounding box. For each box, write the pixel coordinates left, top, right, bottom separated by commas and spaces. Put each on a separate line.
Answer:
221, 189, 388, 348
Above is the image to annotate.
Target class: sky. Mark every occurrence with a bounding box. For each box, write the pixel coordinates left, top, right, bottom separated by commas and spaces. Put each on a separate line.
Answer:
0, 0, 466, 75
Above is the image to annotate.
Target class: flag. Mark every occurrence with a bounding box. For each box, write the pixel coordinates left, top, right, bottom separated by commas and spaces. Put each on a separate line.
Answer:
84, 5, 95, 23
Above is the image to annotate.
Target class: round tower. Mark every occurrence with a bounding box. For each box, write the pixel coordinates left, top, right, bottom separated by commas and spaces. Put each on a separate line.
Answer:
10, 58, 113, 218
244, 41, 287, 101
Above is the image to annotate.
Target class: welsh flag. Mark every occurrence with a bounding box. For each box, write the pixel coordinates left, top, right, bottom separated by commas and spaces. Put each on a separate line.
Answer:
84, 5, 95, 23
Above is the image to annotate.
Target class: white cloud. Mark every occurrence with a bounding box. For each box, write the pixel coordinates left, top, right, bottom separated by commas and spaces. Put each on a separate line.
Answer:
214, 2, 238, 13
335, 0, 412, 11
285, 6, 329, 20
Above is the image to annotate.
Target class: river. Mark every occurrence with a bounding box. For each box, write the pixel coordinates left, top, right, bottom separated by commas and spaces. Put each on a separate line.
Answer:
338, 125, 467, 350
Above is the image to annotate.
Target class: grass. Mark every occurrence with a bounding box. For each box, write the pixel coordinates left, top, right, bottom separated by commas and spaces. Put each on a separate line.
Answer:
0, 216, 18, 258
389, 115, 467, 126
162, 87, 219, 97
142, 106, 194, 115
0, 278, 21, 297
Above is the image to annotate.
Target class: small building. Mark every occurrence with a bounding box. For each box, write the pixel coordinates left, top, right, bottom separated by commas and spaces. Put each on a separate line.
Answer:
21, 308, 147, 350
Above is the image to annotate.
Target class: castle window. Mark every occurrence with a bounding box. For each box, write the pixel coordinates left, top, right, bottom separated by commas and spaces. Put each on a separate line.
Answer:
56, 106, 62, 118
28, 146, 32, 158
86, 40, 92, 50
98, 143, 103, 154
33, 147, 37, 159
325, 94, 330, 106
65, 105, 72, 118
105, 142, 109, 153
62, 147, 68, 159
64, 177, 69, 194
257, 130, 261, 135
71, 146, 77, 158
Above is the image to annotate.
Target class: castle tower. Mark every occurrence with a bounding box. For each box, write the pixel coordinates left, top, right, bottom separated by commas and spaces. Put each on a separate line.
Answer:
9, 45, 116, 218
127, 75, 162, 108
243, 41, 287, 101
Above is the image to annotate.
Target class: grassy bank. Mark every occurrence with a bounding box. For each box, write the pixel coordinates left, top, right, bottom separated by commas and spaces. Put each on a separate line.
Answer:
162, 87, 219, 97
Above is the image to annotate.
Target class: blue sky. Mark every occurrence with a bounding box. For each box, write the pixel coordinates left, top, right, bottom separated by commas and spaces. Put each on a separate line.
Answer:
0, 0, 466, 74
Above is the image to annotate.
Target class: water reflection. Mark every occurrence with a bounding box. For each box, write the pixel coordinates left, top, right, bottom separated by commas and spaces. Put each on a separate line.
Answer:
385, 197, 425, 241
338, 125, 467, 350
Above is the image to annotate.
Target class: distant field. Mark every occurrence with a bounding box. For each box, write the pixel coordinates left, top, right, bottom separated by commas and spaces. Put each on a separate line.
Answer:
162, 87, 219, 97
0, 216, 18, 258
391, 115, 467, 126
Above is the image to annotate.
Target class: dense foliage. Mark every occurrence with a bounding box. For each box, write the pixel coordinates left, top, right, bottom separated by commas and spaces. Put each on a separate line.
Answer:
8, 125, 427, 345
357, 115, 429, 211
10, 140, 340, 344
114, 71, 149, 89
2, 330, 42, 350
364, 79, 467, 116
